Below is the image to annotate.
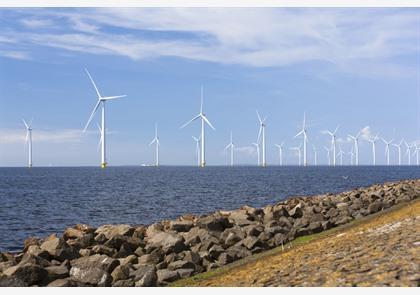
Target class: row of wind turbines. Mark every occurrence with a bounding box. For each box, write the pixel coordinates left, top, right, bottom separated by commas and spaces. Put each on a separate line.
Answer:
20, 69, 420, 168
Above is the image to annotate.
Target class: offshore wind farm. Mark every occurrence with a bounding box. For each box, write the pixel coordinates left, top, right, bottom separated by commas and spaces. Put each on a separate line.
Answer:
0, 7, 419, 288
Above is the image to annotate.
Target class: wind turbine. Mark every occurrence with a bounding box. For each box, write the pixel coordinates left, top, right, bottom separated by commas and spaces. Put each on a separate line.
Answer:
252, 142, 260, 166
22, 119, 33, 168
337, 144, 344, 166
181, 86, 215, 168
274, 142, 285, 166
325, 126, 339, 166
149, 124, 160, 167
367, 134, 380, 166
295, 112, 308, 166
382, 138, 394, 166
256, 111, 267, 167
404, 140, 413, 165
83, 68, 126, 168
290, 144, 302, 166
192, 136, 201, 167
348, 131, 361, 166
413, 143, 420, 165
392, 140, 403, 166
323, 146, 331, 166
312, 144, 317, 166
224, 132, 235, 167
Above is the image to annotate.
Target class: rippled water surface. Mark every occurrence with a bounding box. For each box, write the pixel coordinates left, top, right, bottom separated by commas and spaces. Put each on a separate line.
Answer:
0, 166, 418, 251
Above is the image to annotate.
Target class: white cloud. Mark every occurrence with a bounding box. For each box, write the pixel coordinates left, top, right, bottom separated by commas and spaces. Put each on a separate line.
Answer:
0, 128, 90, 144
21, 18, 54, 29
235, 146, 256, 155
0, 50, 30, 60
0, 8, 418, 76
359, 126, 373, 141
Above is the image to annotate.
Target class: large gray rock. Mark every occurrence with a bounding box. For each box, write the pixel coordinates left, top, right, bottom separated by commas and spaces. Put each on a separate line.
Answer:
45, 265, 69, 282
368, 200, 384, 214
47, 278, 83, 287
69, 254, 119, 286
288, 204, 303, 218
147, 232, 187, 254
95, 224, 134, 240
111, 264, 130, 283
40, 234, 79, 262
113, 279, 135, 287
134, 268, 157, 287
0, 274, 28, 287
3, 263, 48, 286
169, 220, 194, 232
156, 269, 180, 284
197, 215, 231, 232
167, 260, 195, 271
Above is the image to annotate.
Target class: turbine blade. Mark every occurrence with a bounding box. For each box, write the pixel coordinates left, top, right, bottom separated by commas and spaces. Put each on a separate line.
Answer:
22, 119, 29, 129
85, 68, 102, 99
180, 114, 201, 129
83, 100, 101, 132
256, 110, 262, 123
295, 130, 304, 138
101, 95, 126, 100
257, 126, 262, 143
202, 115, 215, 130
149, 138, 156, 146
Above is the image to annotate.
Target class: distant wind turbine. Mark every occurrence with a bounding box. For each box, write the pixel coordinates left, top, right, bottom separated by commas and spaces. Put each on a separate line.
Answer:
83, 68, 126, 168
404, 140, 413, 165
290, 145, 302, 166
337, 144, 344, 166
192, 136, 201, 167
312, 144, 317, 166
413, 144, 420, 165
323, 146, 331, 166
252, 142, 260, 166
22, 119, 33, 168
382, 138, 394, 166
149, 124, 160, 167
224, 132, 235, 167
274, 142, 285, 166
181, 86, 215, 167
325, 126, 339, 166
348, 131, 361, 166
367, 134, 380, 166
295, 112, 308, 166
392, 140, 404, 166
256, 111, 267, 167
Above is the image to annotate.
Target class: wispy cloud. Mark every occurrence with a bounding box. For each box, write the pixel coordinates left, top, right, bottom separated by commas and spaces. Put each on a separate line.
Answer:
0, 128, 92, 144
21, 18, 54, 29
0, 8, 417, 77
235, 146, 256, 155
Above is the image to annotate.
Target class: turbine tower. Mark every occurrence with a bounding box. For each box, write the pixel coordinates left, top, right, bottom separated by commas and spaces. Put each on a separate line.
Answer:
181, 86, 215, 167
256, 111, 267, 167
224, 132, 235, 167
149, 124, 160, 167
348, 131, 361, 166
274, 142, 285, 166
312, 144, 317, 166
382, 138, 394, 166
83, 68, 126, 168
414, 144, 420, 165
368, 134, 380, 166
252, 143, 260, 166
22, 119, 33, 168
337, 145, 344, 166
295, 112, 308, 166
392, 140, 403, 166
325, 126, 339, 166
192, 136, 201, 167
323, 146, 331, 166
404, 140, 413, 165
290, 145, 302, 166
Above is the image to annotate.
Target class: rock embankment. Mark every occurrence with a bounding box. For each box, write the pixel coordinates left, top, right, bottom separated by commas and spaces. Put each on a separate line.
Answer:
0, 179, 419, 287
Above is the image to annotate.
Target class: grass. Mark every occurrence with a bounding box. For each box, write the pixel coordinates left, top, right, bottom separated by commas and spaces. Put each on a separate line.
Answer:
171, 198, 419, 287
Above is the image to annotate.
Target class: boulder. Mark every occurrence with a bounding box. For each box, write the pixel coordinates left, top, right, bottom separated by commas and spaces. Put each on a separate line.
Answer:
79, 249, 92, 257
0, 274, 28, 287
67, 233, 95, 249
242, 236, 263, 250
3, 263, 48, 286
243, 225, 264, 237
131, 264, 156, 281
19, 253, 51, 268
169, 220, 194, 232
63, 228, 84, 240
217, 252, 235, 266
26, 245, 50, 260
156, 269, 180, 284
197, 215, 231, 232
47, 278, 81, 287
224, 232, 243, 247
167, 260, 195, 271
74, 224, 96, 234
137, 249, 164, 265
111, 264, 130, 283
119, 255, 138, 267
95, 224, 135, 240
325, 207, 339, 218
40, 234, 79, 262
176, 268, 195, 279
183, 251, 201, 266
368, 201, 384, 214
209, 244, 224, 260
69, 254, 119, 286
147, 232, 187, 254
23, 237, 41, 252
113, 279, 135, 287
225, 245, 251, 260
0, 261, 15, 272
132, 225, 147, 240
45, 265, 69, 281
288, 204, 303, 218
92, 245, 117, 257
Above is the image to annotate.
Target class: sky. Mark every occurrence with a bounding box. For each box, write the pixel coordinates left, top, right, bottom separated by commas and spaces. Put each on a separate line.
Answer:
0, 7, 419, 166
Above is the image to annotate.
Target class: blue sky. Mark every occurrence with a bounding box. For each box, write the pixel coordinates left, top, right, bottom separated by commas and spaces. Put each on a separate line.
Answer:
0, 7, 419, 166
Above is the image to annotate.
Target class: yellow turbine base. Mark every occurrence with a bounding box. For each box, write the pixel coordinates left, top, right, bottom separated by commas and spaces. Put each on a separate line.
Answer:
101, 162, 107, 169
